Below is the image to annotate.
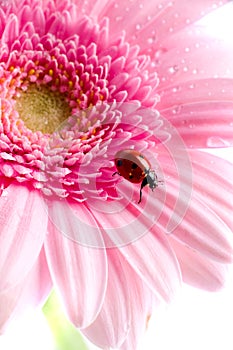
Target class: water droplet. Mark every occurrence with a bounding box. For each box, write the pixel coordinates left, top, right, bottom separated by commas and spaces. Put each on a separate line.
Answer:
139, 3, 143, 8
189, 84, 195, 89
168, 65, 179, 74
195, 43, 200, 49
186, 18, 191, 24
207, 136, 231, 147
172, 105, 182, 114
155, 48, 167, 58
192, 69, 198, 75
136, 24, 141, 30
183, 66, 188, 72
114, 2, 119, 8
169, 27, 174, 33
147, 37, 155, 45
172, 86, 182, 93
184, 47, 190, 53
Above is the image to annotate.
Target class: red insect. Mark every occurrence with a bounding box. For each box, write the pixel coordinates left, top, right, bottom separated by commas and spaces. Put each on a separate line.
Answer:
113, 149, 159, 204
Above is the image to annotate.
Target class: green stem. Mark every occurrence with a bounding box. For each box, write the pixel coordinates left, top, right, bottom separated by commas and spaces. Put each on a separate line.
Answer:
43, 291, 89, 350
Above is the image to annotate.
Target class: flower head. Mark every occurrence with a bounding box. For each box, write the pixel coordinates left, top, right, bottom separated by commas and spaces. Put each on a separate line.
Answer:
0, 0, 233, 348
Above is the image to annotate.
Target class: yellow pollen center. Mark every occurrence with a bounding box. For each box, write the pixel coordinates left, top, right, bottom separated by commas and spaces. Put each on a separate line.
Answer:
15, 84, 72, 134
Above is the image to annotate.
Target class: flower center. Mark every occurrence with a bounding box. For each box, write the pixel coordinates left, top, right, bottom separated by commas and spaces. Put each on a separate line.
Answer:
14, 84, 71, 134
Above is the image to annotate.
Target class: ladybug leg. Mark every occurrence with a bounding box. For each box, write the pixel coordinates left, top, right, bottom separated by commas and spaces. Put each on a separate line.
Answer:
138, 177, 148, 204
112, 171, 121, 177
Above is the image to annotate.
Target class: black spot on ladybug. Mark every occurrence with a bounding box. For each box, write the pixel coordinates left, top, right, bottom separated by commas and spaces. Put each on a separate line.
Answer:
117, 159, 123, 167
131, 163, 138, 169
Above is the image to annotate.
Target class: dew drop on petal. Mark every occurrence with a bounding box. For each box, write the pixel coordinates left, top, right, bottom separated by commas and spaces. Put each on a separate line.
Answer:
172, 86, 181, 93
172, 105, 182, 114
147, 37, 156, 45
155, 48, 167, 58
168, 65, 179, 74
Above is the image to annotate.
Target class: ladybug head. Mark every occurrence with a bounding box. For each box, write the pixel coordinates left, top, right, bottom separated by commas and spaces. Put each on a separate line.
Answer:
145, 169, 158, 190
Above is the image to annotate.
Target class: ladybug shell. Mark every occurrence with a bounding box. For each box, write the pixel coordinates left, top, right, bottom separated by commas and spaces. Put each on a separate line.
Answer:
114, 149, 151, 184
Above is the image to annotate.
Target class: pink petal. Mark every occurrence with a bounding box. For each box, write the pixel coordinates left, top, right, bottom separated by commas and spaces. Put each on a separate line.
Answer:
44, 200, 108, 328
0, 248, 52, 333
118, 232, 181, 302
155, 24, 233, 148
119, 275, 153, 350
82, 249, 132, 348
83, 249, 154, 349
92, 0, 227, 46
189, 151, 233, 233
160, 96, 233, 148
155, 149, 233, 263
168, 235, 229, 291
87, 187, 181, 301
157, 27, 233, 87
0, 184, 47, 292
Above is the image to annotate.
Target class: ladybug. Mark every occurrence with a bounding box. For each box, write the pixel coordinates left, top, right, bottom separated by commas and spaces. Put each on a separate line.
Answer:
113, 149, 159, 204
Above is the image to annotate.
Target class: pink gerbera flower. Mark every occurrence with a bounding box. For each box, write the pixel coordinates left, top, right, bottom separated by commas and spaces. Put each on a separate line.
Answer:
0, 0, 233, 348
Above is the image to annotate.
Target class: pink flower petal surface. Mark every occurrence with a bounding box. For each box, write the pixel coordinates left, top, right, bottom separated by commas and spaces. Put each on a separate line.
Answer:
118, 231, 181, 302
0, 183, 47, 292
168, 235, 229, 291
82, 249, 132, 348
155, 149, 233, 262
44, 200, 108, 328
89, 205, 182, 302
92, 0, 228, 46
155, 24, 233, 147
83, 249, 153, 349
0, 248, 52, 333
